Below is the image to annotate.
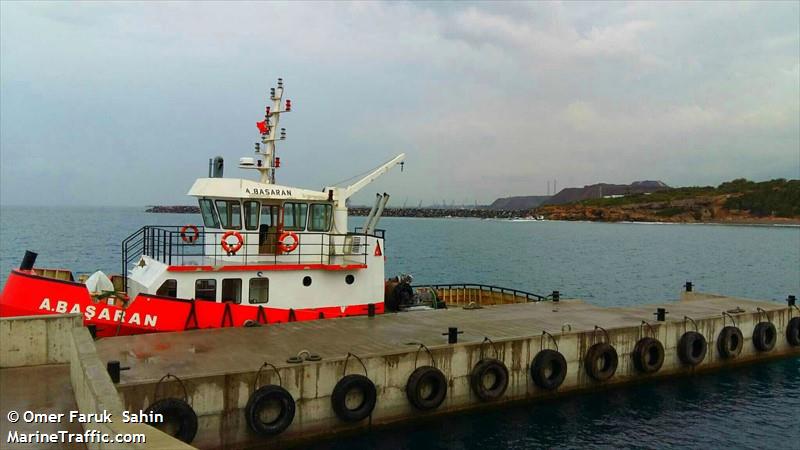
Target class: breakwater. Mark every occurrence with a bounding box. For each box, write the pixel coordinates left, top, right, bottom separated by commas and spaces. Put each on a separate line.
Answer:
348, 207, 530, 219
146, 205, 201, 213
146, 205, 532, 219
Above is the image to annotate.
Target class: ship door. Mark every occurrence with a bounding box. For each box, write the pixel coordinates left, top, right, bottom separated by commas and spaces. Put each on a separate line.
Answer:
259, 204, 279, 254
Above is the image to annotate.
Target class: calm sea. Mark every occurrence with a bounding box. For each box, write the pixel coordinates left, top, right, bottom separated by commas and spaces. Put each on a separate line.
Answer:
1, 206, 799, 449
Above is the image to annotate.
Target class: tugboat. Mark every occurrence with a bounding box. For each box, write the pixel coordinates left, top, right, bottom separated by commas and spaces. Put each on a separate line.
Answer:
0, 79, 546, 337
0, 79, 407, 337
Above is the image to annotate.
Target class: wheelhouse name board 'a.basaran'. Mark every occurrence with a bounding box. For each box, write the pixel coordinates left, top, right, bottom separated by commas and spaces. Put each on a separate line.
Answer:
245, 187, 293, 196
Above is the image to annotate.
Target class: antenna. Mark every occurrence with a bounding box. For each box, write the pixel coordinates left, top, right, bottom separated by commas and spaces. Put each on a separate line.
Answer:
241, 78, 292, 184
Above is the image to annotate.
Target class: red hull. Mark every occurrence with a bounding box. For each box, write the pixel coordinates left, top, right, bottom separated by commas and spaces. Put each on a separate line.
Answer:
0, 270, 383, 338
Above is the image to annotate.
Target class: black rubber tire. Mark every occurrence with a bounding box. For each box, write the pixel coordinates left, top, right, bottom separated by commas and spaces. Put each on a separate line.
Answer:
717, 326, 743, 359
530, 349, 567, 390
144, 398, 198, 444
584, 343, 618, 381
406, 366, 448, 410
787, 317, 800, 347
678, 331, 707, 366
632, 337, 665, 374
469, 358, 509, 401
331, 374, 377, 422
245, 385, 295, 436
752, 321, 777, 352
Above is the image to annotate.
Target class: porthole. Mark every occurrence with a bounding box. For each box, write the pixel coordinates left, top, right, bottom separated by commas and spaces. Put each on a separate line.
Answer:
302, 276, 312, 287
345, 274, 355, 285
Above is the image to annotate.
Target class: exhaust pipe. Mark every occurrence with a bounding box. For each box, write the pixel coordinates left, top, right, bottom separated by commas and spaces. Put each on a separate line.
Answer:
20, 250, 37, 270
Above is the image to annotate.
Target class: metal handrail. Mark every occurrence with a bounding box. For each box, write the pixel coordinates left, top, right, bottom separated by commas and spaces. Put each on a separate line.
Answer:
122, 226, 384, 291
412, 283, 548, 302
354, 227, 386, 239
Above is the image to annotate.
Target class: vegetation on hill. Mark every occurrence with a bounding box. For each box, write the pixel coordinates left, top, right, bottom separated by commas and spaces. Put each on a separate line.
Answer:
579, 178, 799, 218
720, 179, 800, 217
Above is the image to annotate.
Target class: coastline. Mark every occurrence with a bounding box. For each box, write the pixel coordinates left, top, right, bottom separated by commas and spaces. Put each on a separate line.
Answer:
143, 205, 799, 227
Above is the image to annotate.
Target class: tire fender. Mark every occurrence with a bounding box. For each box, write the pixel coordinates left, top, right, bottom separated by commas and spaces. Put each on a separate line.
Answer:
405, 366, 448, 411
678, 331, 707, 366
144, 398, 198, 444
786, 317, 800, 347
716, 326, 743, 359
245, 385, 296, 436
530, 349, 567, 390
331, 374, 377, 422
584, 342, 618, 381
752, 321, 777, 352
632, 337, 664, 374
469, 358, 509, 401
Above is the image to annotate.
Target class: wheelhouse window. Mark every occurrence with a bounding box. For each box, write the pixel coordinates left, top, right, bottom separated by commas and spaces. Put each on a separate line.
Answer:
244, 201, 260, 230
215, 200, 242, 229
195, 279, 216, 301
156, 279, 177, 297
249, 278, 269, 303
199, 199, 220, 228
308, 203, 333, 232
283, 202, 308, 231
261, 204, 278, 227
221, 278, 242, 304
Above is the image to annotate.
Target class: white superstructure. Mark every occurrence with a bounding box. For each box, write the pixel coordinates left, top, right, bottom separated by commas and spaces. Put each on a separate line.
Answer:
125, 79, 404, 314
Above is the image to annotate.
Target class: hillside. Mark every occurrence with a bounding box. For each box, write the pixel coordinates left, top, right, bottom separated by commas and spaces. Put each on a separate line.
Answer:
538, 178, 800, 224
545, 180, 670, 205
488, 195, 551, 210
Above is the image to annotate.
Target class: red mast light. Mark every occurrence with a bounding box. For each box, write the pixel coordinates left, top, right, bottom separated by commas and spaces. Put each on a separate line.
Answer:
285, 99, 292, 112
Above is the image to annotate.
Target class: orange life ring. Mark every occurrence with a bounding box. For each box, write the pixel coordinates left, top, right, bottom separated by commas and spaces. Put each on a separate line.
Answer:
278, 231, 299, 253
180, 224, 199, 244
221, 231, 244, 255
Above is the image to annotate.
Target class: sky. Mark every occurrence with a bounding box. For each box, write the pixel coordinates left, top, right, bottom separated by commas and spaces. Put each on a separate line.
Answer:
1, 1, 798, 207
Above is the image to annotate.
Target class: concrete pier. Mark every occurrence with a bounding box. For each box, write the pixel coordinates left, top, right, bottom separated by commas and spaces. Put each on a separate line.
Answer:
93, 291, 800, 449
0, 314, 192, 450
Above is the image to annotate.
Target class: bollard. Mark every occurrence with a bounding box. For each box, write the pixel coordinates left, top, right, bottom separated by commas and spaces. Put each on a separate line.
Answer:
106, 360, 130, 384
654, 308, 668, 321
19, 250, 37, 270
442, 327, 463, 344
685, 281, 693, 292
552, 291, 560, 302
789, 295, 797, 307
368, 303, 376, 317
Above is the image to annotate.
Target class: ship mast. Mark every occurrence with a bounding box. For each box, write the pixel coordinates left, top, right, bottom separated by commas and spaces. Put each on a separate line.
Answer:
241, 78, 291, 184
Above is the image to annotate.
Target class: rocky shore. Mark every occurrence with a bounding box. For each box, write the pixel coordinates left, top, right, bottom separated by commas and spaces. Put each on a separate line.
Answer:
537, 195, 800, 225
143, 203, 798, 225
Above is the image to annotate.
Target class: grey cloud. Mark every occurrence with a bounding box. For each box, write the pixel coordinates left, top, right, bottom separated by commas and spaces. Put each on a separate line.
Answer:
1, 1, 797, 207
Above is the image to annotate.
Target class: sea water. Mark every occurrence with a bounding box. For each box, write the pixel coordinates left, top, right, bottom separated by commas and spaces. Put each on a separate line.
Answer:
1, 207, 798, 449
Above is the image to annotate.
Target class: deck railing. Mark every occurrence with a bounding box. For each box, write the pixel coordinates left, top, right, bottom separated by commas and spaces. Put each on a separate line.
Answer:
413, 283, 548, 306
121, 226, 384, 290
